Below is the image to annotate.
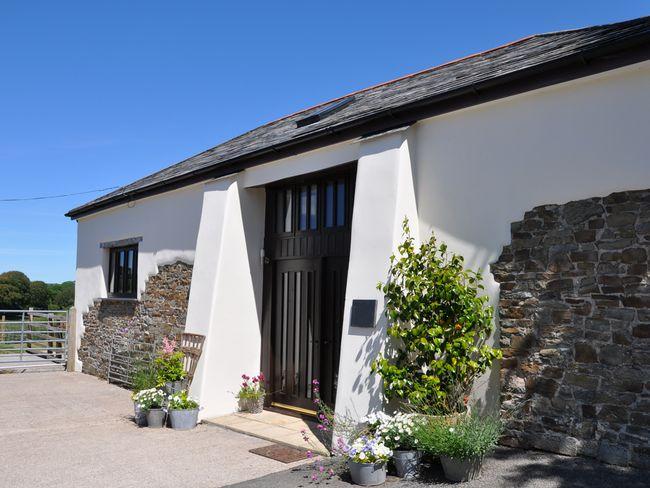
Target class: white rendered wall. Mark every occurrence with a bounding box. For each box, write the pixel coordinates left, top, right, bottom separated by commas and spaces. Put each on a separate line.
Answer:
413, 60, 650, 408
184, 176, 266, 418
73, 183, 205, 370
335, 128, 419, 420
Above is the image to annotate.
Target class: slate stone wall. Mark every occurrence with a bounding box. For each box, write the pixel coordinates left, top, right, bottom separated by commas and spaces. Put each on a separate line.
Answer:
79, 261, 192, 379
492, 190, 650, 468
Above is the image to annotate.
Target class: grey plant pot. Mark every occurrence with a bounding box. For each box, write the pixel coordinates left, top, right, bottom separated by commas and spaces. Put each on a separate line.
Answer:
164, 381, 183, 395
169, 409, 199, 430
145, 408, 166, 428
238, 396, 264, 414
440, 455, 483, 482
134, 402, 147, 427
392, 450, 420, 479
348, 460, 387, 486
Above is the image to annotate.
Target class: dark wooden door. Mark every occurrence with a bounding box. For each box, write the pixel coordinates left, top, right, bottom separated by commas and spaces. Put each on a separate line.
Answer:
271, 258, 321, 410
263, 165, 355, 412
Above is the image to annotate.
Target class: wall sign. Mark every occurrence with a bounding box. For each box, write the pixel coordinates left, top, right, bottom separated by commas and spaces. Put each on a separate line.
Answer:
350, 299, 377, 328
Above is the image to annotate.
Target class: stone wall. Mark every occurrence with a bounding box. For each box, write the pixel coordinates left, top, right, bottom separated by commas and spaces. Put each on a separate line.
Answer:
79, 261, 193, 379
492, 189, 650, 469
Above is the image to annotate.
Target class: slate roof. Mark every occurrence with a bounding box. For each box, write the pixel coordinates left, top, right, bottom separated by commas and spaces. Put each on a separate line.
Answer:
67, 15, 650, 219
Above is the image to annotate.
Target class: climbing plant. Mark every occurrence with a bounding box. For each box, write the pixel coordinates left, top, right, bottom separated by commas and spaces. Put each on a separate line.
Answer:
372, 219, 501, 414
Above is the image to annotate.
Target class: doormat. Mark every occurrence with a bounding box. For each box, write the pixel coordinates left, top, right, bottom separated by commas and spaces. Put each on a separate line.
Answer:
249, 444, 308, 463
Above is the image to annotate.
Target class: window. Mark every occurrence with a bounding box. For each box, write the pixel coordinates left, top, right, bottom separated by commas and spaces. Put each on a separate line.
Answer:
108, 244, 138, 298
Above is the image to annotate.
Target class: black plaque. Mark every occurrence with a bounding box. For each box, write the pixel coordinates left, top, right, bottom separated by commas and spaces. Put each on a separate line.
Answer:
350, 299, 377, 328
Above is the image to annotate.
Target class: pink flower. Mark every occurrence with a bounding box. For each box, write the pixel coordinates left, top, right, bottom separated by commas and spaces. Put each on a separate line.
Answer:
311, 474, 318, 482
312, 379, 319, 386
306, 450, 313, 458
162, 337, 176, 354
258, 372, 265, 382
318, 466, 324, 473
241, 374, 250, 380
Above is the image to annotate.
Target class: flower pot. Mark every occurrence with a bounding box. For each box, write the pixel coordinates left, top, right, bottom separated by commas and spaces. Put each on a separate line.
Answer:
164, 381, 183, 395
440, 455, 483, 482
392, 450, 420, 479
169, 409, 199, 430
145, 408, 166, 428
238, 396, 264, 413
348, 460, 387, 486
134, 402, 147, 427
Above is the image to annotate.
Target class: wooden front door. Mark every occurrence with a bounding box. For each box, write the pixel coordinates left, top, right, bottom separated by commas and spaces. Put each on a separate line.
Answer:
262, 165, 355, 412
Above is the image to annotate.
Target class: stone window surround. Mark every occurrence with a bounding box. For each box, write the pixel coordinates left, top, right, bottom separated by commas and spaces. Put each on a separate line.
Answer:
99, 236, 143, 249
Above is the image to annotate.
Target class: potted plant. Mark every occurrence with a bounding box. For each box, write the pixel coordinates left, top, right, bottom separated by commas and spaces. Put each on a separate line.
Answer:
236, 373, 265, 413
345, 435, 392, 486
131, 361, 158, 427
416, 413, 502, 482
364, 412, 421, 479
133, 388, 167, 428
372, 219, 501, 417
155, 337, 187, 394
168, 390, 200, 430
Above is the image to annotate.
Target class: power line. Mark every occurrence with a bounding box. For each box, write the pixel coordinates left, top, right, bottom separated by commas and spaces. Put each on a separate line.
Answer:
0, 186, 119, 202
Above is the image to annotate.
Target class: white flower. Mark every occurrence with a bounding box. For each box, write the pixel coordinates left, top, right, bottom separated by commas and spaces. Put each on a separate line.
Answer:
358, 452, 366, 460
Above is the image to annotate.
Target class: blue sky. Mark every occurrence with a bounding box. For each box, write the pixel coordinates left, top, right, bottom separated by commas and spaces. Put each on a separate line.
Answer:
1, 1, 647, 283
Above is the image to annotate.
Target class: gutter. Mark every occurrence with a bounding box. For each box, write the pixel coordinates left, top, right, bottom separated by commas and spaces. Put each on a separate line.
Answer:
66, 32, 650, 220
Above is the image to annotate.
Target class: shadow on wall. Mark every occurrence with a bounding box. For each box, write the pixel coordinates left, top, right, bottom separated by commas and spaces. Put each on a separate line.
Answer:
344, 301, 388, 415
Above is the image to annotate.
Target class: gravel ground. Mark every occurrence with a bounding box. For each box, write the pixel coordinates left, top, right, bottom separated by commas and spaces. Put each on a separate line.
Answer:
0, 372, 308, 488
230, 446, 649, 487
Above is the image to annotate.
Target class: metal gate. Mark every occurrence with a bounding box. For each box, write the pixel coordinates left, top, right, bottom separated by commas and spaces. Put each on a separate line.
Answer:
0, 309, 68, 371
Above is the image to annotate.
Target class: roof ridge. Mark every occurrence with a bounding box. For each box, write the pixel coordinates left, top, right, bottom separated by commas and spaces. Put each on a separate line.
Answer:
535, 14, 650, 37
270, 33, 537, 125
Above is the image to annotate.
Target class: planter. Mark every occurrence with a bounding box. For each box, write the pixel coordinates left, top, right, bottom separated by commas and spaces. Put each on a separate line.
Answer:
348, 460, 387, 486
440, 455, 483, 482
392, 450, 420, 479
145, 408, 166, 428
164, 381, 184, 395
169, 409, 199, 430
133, 402, 147, 427
238, 396, 264, 414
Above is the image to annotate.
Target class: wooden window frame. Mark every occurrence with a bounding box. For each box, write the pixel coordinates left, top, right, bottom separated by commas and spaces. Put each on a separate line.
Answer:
107, 244, 139, 299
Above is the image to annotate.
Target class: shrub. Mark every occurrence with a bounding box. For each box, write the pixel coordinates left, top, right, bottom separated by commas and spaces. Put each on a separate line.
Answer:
236, 373, 265, 400
168, 391, 199, 410
131, 361, 158, 393
372, 219, 501, 414
155, 337, 187, 385
416, 414, 502, 460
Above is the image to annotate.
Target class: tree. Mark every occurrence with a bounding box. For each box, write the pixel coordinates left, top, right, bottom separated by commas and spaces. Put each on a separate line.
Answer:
49, 281, 74, 309
372, 219, 501, 415
0, 271, 74, 310
0, 271, 31, 310
29, 281, 51, 310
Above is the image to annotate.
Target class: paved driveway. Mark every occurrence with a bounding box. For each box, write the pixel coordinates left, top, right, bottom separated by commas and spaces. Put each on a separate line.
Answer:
0, 372, 306, 488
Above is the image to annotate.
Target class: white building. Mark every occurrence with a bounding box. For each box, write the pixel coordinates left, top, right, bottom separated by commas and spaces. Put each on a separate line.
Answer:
68, 16, 650, 460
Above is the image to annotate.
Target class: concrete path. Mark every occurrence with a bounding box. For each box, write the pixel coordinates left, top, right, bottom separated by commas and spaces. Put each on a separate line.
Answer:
207, 410, 329, 455
231, 447, 649, 487
0, 371, 307, 488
